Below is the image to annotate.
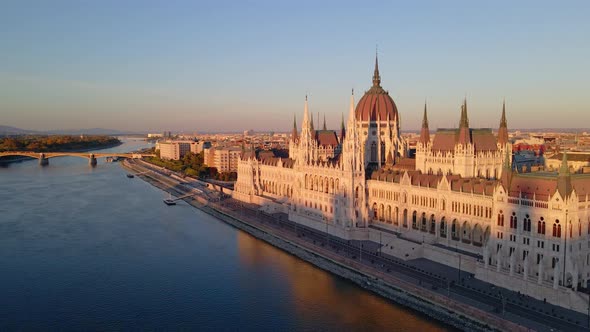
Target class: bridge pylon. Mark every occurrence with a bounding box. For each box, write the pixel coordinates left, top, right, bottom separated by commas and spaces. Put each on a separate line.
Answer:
89, 154, 97, 166
39, 153, 49, 166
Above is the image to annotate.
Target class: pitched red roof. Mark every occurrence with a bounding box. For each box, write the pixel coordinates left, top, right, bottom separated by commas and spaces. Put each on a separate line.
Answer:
431, 128, 498, 152
315, 130, 339, 147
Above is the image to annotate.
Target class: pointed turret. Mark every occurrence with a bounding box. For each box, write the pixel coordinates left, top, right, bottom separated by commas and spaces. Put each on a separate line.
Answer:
498, 100, 509, 145
458, 98, 471, 145
372, 51, 381, 87
557, 152, 572, 199
501, 148, 513, 187
386, 150, 393, 166
348, 89, 356, 124
340, 113, 346, 142
322, 114, 327, 130
310, 112, 315, 139
419, 101, 430, 145
303, 95, 310, 129
291, 114, 298, 142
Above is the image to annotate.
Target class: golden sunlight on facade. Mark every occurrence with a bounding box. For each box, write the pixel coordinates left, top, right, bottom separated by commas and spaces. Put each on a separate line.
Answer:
233, 55, 590, 313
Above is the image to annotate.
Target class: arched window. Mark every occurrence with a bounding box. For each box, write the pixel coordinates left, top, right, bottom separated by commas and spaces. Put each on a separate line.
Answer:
497, 210, 504, 227
370, 141, 377, 162
430, 215, 436, 234
510, 212, 518, 229
412, 211, 418, 229
539, 217, 546, 235
451, 219, 459, 240
524, 214, 531, 232
440, 217, 447, 238
381, 142, 386, 163
553, 219, 561, 238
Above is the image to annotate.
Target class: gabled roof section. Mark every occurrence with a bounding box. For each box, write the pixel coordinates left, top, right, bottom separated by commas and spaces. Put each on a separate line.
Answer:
431, 128, 499, 152
315, 130, 340, 147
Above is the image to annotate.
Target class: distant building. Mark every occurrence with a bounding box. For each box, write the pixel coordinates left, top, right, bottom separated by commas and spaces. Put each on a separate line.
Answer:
204, 146, 243, 172
546, 152, 590, 173
147, 133, 164, 138
244, 129, 254, 136
158, 141, 192, 160
190, 141, 211, 154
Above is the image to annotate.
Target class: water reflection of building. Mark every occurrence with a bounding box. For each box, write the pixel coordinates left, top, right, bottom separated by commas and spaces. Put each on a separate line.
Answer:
235, 232, 447, 331
233, 54, 590, 313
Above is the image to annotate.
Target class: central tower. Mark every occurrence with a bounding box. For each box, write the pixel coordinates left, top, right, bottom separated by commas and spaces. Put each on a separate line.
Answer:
353, 53, 406, 170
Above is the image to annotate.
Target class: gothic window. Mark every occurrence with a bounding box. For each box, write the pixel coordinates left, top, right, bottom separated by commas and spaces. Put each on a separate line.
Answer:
403, 209, 408, 227
538, 217, 546, 235
497, 211, 504, 227
430, 215, 436, 234
372, 203, 378, 219
370, 141, 377, 162
510, 212, 518, 229
452, 219, 459, 240
440, 217, 447, 238
421, 212, 427, 232
553, 219, 561, 238
524, 214, 531, 232
381, 142, 386, 163
412, 211, 418, 229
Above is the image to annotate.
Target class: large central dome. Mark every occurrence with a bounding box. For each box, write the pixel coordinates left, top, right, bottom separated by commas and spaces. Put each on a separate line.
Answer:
355, 56, 398, 122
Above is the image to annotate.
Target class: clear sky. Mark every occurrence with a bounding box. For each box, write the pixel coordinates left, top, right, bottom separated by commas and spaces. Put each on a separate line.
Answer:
1, 0, 589, 133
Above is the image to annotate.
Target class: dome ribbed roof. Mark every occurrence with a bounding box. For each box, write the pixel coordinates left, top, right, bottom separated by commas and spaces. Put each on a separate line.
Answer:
354, 55, 398, 122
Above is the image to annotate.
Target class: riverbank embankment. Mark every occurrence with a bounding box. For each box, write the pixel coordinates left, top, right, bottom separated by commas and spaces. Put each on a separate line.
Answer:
123, 159, 526, 332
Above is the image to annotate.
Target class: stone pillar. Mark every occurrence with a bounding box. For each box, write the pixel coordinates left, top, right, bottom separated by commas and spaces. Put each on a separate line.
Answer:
538, 259, 544, 284
39, 153, 48, 166
573, 267, 579, 291
89, 154, 97, 166
553, 264, 560, 289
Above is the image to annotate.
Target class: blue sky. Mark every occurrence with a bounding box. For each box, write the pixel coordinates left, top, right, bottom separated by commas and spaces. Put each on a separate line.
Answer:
1, 0, 589, 132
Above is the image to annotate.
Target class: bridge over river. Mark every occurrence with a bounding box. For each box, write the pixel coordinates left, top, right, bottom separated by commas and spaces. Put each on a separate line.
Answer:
0, 151, 156, 166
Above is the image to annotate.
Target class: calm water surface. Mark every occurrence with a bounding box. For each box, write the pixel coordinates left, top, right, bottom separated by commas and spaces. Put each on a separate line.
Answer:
0, 138, 448, 331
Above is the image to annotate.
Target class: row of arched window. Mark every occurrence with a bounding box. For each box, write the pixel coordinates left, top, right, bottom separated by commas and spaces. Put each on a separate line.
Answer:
498, 211, 589, 239
370, 204, 489, 247
304, 174, 340, 195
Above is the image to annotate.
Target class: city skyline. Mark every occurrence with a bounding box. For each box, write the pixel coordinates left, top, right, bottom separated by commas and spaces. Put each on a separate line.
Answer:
1, 0, 589, 132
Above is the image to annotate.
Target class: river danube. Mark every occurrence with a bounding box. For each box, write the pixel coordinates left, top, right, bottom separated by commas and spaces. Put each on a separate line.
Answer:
0, 138, 447, 331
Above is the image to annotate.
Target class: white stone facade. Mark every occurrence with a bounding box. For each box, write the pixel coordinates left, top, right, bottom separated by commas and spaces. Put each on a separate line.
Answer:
232, 60, 590, 312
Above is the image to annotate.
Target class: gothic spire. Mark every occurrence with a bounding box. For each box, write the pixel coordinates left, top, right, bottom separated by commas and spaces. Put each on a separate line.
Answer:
372, 49, 381, 87
559, 152, 570, 176
291, 114, 298, 142
340, 112, 346, 141
458, 98, 471, 145
459, 98, 469, 128
498, 99, 509, 145
501, 99, 507, 127
322, 114, 327, 130
348, 89, 356, 124
558, 152, 572, 198
420, 101, 430, 145
303, 95, 310, 127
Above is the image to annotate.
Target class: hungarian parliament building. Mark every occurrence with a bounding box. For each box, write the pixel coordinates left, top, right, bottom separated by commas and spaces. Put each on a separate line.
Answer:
233, 56, 590, 312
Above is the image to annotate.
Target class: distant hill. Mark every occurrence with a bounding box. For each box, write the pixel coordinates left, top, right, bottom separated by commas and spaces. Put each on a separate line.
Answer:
0, 125, 140, 136
45, 128, 139, 135
0, 125, 40, 135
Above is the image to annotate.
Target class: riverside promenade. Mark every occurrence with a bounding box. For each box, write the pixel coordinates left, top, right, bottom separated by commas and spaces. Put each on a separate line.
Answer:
123, 159, 587, 332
